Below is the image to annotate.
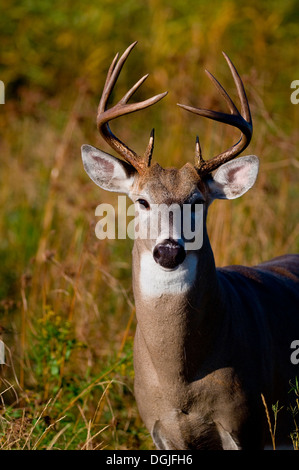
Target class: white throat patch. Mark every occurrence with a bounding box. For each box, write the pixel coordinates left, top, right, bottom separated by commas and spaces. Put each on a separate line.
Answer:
139, 252, 197, 297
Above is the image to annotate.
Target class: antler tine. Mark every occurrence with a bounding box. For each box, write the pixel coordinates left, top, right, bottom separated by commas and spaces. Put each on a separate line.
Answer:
195, 135, 203, 167
97, 42, 168, 173
177, 52, 252, 175
222, 52, 251, 123
144, 128, 155, 167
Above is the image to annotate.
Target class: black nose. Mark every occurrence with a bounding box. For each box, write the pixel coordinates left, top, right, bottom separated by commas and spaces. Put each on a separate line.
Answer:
153, 239, 186, 269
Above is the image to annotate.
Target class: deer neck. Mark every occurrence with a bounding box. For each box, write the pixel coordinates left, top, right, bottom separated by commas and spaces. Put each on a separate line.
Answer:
132, 235, 224, 386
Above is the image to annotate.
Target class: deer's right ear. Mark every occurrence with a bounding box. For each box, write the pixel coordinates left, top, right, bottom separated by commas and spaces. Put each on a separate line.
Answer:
206, 155, 259, 201
81, 144, 136, 194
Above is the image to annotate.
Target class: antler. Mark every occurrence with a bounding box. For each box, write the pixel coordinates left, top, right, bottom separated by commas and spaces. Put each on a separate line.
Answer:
97, 41, 168, 174
177, 52, 252, 176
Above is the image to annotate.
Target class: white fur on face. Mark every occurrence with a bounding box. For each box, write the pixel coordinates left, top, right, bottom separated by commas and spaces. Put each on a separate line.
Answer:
139, 252, 197, 297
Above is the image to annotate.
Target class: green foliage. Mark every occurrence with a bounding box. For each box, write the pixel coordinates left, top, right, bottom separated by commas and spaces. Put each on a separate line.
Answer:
1, 0, 299, 114
30, 306, 83, 393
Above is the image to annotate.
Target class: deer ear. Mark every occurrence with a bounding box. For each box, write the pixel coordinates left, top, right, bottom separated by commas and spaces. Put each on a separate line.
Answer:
207, 155, 259, 200
81, 144, 136, 194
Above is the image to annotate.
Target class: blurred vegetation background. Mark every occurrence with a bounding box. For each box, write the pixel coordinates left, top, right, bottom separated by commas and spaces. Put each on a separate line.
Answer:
0, 0, 298, 449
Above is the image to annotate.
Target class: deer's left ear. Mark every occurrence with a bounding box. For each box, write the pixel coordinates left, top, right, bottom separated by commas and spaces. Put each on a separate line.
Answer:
207, 155, 259, 200
81, 144, 136, 194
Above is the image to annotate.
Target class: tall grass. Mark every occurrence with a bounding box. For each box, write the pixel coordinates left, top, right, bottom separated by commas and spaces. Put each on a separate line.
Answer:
0, 0, 298, 449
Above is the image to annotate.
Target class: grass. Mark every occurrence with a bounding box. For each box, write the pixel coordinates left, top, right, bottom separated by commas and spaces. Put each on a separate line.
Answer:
0, 0, 299, 450
261, 394, 283, 450
262, 379, 299, 450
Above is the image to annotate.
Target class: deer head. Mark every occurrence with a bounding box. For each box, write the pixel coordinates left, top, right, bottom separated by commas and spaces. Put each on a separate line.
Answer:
81, 42, 259, 274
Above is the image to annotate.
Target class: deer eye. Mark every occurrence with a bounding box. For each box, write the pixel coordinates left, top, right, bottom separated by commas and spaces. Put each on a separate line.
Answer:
137, 199, 150, 210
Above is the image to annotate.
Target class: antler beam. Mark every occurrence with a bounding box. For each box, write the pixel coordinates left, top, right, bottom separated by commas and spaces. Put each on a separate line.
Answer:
97, 41, 168, 174
177, 52, 252, 175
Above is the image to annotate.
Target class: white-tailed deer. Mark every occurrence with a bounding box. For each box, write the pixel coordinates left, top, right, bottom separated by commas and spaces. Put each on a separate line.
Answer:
81, 42, 299, 450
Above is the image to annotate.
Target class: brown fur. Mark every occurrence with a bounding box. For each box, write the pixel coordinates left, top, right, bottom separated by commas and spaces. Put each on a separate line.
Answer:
130, 166, 299, 450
